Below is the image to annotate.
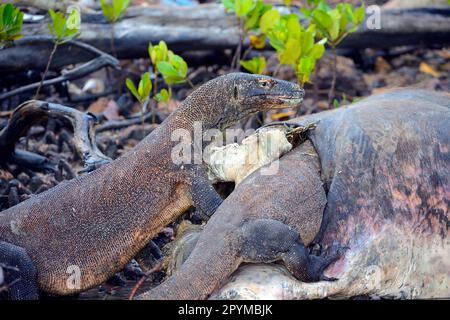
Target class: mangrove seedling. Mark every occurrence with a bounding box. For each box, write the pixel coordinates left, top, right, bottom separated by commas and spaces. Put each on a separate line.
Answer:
305, 1, 365, 104
100, 0, 130, 56
222, 0, 272, 69
240, 56, 266, 74
35, 8, 81, 97
126, 72, 152, 125
0, 3, 24, 48
262, 12, 327, 87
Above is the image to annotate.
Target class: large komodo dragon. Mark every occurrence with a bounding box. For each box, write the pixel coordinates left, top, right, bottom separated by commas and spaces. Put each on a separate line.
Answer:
0, 73, 306, 299
139, 89, 450, 300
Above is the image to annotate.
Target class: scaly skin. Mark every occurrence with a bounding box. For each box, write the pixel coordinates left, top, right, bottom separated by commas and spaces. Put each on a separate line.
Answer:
143, 89, 449, 300
0, 73, 304, 298
138, 140, 339, 300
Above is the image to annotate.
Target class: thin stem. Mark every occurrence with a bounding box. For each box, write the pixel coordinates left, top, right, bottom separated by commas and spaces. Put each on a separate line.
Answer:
110, 22, 117, 57
153, 70, 158, 97
241, 45, 253, 61
141, 102, 146, 127
151, 69, 159, 125
273, 63, 282, 78
231, 17, 244, 70
328, 44, 337, 107
186, 78, 195, 89
35, 41, 59, 98
313, 61, 319, 104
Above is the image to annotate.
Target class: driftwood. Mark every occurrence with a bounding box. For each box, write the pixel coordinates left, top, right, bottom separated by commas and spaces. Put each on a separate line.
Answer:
1, 4, 449, 73
0, 100, 111, 172
0, 39, 120, 101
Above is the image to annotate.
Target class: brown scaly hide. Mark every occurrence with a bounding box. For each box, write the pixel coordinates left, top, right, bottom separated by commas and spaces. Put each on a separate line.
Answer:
138, 140, 326, 300
146, 89, 449, 300
0, 73, 303, 295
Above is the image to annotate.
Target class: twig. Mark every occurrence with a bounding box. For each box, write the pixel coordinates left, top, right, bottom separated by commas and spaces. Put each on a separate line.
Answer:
231, 17, 244, 70
0, 39, 120, 101
128, 262, 162, 300
35, 41, 59, 97
96, 110, 161, 133
328, 45, 338, 106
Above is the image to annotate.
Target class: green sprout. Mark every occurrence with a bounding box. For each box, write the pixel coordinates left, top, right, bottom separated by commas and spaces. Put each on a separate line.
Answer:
305, 1, 365, 104
149, 40, 189, 103
126, 72, 152, 105
222, 0, 272, 70
240, 56, 266, 74
0, 3, 24, 46
126, 41, 190, 125
100, 0, 130, 23
126, 72, 152, 125
262, 12, 326, 86
100, 0, 130, 56
35, 8, 81, 97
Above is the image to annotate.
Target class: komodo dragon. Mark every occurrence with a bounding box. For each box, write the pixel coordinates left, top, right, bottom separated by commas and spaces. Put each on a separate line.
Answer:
139, 89, 450, 300
138, 140, 343, 300
0, 73, 305, 299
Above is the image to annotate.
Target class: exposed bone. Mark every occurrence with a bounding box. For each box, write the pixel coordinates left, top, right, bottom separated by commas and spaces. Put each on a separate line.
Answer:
206, 127, 292, 185
0, 100, 111, 172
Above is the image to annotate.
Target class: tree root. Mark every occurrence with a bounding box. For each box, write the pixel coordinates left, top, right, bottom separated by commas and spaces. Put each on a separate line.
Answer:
0, 100, 112, 172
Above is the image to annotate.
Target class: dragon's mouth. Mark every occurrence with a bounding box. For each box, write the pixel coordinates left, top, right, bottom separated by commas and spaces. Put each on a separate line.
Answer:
270, 94, 304, 108
278, 97, 304, 106
253, 92, 305, 108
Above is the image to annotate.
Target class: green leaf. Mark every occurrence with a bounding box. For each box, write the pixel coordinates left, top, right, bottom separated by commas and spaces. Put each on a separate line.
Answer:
126, 78, 140, 102
48, 9, 65, 39
127, 73, 152, 103
101, 0, 129, 22
309, 42, 325, 60
222, 0, 236, 11
235, 0, 255, 17
157, 54, 188, 85
268, 33, 285, 52
0, 3, 24, 42
155, 88, 171, 103
138, 72, 152, 100
333, 99, 340, 108
297, 56, 315, 84
2, 4, 13, 26
285, 14, 302, 39
260, 9, 280, 34
149, 40, 169, 67
328, 9, 341, 41
354, 4, 365, 25
48, 8, 81, 43
240, 56, 266, 74
311, 9, 332, 38
100, 0, 114, 21
279, 38, 301, 65
244, 0, 271, 30
301, 29, 314, 54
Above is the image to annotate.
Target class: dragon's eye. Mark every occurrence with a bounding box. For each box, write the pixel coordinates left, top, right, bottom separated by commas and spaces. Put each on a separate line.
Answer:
258, 79, 273, 89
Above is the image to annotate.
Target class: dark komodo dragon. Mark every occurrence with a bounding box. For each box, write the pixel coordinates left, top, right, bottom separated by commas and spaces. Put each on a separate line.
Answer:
139, 89, 450, 300
0, 73, 304, 299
